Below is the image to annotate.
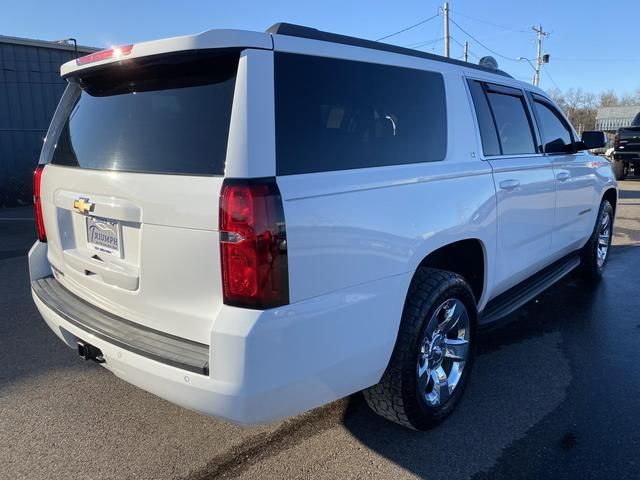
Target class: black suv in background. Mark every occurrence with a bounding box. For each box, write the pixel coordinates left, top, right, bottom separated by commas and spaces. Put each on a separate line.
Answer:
613, 112, 640, 179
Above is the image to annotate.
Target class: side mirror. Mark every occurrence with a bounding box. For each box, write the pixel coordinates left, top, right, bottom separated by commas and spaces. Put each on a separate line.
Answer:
577, 131, 607, 151
545, 138, 573, 154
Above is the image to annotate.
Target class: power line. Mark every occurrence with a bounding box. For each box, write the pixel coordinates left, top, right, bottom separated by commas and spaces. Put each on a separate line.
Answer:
467, 49, 481, 60
449, 36, 466, 50
407, 37, 445, 49
404, 37, 441, 47
416, 38, 444, 50
541, 65, 560, 89
445, 12, 557, 88
448, 9, 530, 34
376, 12, 441, 41
449, 17, 520, 62
552, 57, 640, 63
450, 36, 480, 59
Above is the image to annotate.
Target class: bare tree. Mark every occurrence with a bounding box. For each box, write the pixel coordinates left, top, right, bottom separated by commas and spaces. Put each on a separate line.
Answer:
619, 92, 637, 106
547, 87, 640, 131
599, 90, 619, 108
556, 88, 597, 131
563, 88, 583, 116
582, 92, 596, 110
547, 87, 565, 107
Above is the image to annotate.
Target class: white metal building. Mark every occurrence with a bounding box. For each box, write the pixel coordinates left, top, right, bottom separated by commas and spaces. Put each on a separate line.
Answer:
596, 105, 640, 132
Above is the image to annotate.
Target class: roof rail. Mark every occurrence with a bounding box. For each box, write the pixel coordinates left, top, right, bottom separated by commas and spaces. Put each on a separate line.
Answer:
266, 22, 512, 78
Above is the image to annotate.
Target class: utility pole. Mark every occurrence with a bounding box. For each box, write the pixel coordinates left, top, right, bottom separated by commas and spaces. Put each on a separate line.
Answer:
443, 2, 450, 58
532, 24, 549, 87
463, 41, 468, 62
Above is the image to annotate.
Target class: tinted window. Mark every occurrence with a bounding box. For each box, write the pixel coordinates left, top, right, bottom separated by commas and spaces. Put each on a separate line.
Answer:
51, 52, 238, 175
486, 91, 536, 155
274, 53, 447, 175
467, 80, 500, 156
533, 100, 574, 153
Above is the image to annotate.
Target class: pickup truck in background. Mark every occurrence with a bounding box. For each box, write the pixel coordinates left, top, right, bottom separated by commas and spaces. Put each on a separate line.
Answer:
613, 112, 640, 179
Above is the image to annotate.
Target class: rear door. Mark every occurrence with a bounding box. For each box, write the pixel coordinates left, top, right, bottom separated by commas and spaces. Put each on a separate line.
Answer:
38, 51, 240, 344
529, 94, 596, 254
467, 80, 556, 295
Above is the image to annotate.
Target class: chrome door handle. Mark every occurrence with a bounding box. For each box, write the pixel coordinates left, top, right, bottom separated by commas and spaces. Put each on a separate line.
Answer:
499, 179, 520, 191
556, 172, 570, 182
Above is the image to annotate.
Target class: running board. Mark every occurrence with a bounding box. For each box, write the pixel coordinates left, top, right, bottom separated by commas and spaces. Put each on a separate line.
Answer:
480, 253, 581, 325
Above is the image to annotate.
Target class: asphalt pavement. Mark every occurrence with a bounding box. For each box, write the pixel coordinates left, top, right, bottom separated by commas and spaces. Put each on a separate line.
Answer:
2, 180, 640, 480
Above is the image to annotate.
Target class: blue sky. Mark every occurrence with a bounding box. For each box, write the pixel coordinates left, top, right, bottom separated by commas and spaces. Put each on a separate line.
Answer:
5, 0, 639, 95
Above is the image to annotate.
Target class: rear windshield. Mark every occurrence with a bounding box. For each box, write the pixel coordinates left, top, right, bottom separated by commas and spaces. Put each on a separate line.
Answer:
50, 51, 238, 175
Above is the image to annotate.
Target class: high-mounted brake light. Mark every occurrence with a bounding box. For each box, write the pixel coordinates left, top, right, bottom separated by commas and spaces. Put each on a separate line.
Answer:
76, 44, 133, 66
33, 165, 47, 242
219, 179, 289, 309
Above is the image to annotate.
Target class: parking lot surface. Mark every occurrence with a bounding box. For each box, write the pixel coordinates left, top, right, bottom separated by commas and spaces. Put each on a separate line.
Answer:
2, 180, 640, 480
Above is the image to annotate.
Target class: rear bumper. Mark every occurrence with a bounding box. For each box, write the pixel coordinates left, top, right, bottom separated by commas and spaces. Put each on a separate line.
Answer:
33, 289, 248, 420
32, 277, 209, 374
613, 151, 640, 162
29, 241, 408, 424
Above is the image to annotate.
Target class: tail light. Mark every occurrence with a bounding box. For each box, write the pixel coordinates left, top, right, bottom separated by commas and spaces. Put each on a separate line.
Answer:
33, 165, 47, 242
219, 178, 289, 309
614, 133, 620, 149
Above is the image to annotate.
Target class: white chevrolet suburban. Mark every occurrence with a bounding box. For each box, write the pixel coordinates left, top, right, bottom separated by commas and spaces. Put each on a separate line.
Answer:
29, 23, 617, 430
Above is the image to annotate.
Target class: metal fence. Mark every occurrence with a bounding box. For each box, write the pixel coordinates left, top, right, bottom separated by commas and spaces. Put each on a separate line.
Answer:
596, 106, 640, 133
0, 38, 93, 207
596, 117, 637, 131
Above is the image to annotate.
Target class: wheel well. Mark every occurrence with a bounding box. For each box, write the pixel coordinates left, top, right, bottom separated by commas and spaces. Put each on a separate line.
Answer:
603, 188, 617, 214
417, 239, 485, 302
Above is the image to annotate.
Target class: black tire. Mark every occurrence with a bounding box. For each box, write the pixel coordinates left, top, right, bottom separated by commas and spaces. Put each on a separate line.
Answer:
580, 199, 614, 279
363, 268, 477, 430
613, 159, 626, 181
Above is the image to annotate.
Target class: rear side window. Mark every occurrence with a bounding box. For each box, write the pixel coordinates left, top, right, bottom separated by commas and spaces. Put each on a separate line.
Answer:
532, 99, 574, 153
467, 80, 500, 156
51, 51, 239, 175
274, 53, 447, 175
485, 88, 537, 155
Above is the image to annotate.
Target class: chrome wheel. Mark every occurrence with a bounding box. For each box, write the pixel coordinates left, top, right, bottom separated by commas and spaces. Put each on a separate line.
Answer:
597, 211, 611, 268
417, 298, 470, 407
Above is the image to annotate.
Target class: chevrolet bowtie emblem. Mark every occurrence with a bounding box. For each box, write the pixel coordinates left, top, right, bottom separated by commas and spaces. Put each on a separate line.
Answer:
73, 197, 95, 215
